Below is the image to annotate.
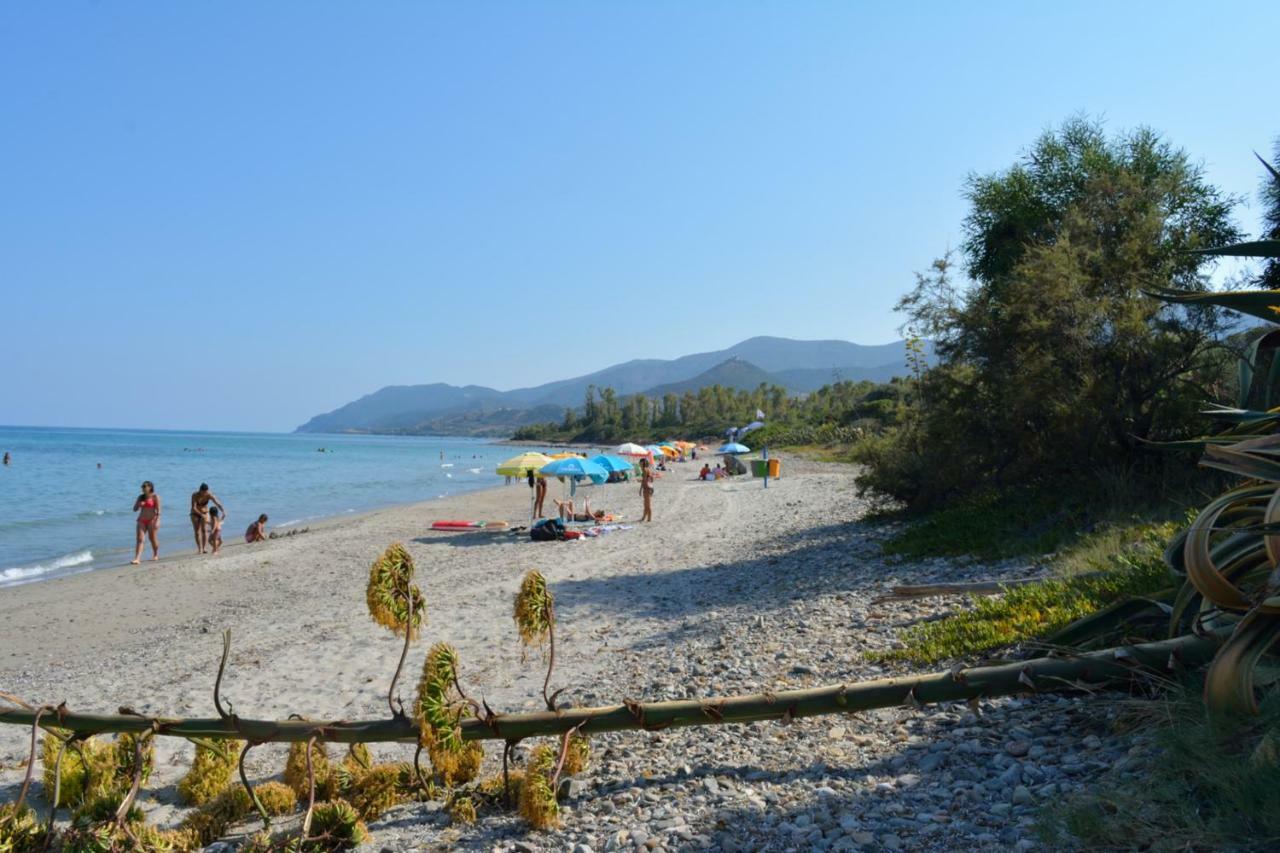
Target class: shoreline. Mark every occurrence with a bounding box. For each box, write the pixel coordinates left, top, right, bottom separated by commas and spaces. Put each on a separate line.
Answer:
0, 478, 522, 591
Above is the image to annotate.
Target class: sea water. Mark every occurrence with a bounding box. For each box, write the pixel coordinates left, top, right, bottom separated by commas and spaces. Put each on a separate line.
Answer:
0, 426, 539, 587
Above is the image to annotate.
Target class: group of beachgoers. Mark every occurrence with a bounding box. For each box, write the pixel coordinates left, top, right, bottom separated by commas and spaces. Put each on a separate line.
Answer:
526, 455, 656, 524
130, 481, 269, 564
698, 462, 734, 480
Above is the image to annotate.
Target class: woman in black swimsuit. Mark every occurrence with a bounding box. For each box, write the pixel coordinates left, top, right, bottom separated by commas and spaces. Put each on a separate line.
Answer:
190, 483, 226, 554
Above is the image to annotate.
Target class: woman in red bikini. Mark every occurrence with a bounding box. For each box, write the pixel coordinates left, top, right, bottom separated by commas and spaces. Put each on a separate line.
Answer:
131, 481, 161, 564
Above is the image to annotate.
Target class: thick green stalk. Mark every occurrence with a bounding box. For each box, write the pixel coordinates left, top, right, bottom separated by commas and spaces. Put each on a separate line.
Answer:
0, 634, 1217, 745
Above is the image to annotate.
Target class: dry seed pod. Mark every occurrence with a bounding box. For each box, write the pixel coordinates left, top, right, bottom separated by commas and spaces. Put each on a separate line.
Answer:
253, 781, 298, 816
366, 543, 425, 637
448, 794, 477, 825
41, 730, 116, 808
177, 739, 242, 806
347, 763, 409, 822
414, 643, 485, 785
562, 734, 590, 776
513, 570, 554, 653
309, 798, 371, 847
517, 744, 560, 829
0, 802, 48, 851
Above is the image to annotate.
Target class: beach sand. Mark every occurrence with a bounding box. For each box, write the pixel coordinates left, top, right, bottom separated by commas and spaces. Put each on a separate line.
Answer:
2, 459, 1109, 851
0, 460, 864, 826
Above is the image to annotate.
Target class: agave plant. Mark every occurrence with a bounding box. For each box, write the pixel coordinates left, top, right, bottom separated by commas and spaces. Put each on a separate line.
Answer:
1145, 154, 1280, 715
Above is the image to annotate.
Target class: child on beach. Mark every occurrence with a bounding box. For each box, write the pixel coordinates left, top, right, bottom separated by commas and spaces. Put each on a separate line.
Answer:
208, 506, 224, 554
245, 514, 268, 543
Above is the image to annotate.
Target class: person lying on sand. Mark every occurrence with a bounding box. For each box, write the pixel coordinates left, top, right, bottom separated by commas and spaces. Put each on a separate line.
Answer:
553, 498, 607, 523
245, 514, 268, 543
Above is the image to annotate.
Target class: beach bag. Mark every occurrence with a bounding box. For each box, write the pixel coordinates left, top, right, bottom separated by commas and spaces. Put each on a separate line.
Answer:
530, 518, 564, 542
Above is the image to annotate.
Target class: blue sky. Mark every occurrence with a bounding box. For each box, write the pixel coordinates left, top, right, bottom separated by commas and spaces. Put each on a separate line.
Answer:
2, 1, 1278, 432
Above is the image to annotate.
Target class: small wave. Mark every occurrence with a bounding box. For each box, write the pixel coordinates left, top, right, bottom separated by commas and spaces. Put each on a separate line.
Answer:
467, 467, 482, 474
1, 549, 94, 585
0, 509, 125, 531
440, 463, 454, 468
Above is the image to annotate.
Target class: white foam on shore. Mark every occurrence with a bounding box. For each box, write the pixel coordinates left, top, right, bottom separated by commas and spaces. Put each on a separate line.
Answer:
0, 549, 94, 586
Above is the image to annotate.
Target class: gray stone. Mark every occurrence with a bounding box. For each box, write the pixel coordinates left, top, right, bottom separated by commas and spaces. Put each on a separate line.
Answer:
1005, 739, 1031, 757
558, 778, 588, 800
1011, 785, 1033, 805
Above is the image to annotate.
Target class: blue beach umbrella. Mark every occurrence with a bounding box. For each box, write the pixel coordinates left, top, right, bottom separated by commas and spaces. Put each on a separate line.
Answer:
717, 442, 750, 454
590, 454, 636, 475
540, 457, 609, 496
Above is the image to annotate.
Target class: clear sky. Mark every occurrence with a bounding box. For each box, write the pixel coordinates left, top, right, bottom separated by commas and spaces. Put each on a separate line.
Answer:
3, 1, 1278, 432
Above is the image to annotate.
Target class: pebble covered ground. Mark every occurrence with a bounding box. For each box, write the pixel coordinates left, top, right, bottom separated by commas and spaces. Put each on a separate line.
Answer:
362, 486, 1146, 852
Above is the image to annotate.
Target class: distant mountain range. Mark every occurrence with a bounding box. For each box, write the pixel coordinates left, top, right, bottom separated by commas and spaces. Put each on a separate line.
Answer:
296, 336, 930, 436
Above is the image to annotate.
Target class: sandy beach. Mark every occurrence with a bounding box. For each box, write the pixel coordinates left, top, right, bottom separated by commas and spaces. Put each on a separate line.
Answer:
0, 460, 1119, 851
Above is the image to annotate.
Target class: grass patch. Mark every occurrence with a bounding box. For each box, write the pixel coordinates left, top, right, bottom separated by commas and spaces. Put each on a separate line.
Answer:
872, 525, 1175, 665
877, 466, 1213, 561
1038, 689, 1280, 850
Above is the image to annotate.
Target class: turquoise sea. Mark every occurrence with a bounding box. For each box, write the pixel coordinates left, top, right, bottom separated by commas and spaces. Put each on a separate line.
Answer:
0, 426, 536, 587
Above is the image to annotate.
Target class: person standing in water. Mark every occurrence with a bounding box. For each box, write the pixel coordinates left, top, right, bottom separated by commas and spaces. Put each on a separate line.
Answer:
639, 458, 654, 522
2, 452, 9, 465
190, 483, 226, 554
131, 481, 161, 563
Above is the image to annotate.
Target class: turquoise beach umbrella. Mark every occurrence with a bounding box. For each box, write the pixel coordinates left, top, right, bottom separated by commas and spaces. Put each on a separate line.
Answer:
540, 457, 609, 496
590, 454, 636, 474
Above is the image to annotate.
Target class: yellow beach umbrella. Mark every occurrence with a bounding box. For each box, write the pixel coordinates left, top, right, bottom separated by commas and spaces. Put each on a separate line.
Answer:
549, 451, 579, 460
496, 452, 552, 477
658, 445, 679, 457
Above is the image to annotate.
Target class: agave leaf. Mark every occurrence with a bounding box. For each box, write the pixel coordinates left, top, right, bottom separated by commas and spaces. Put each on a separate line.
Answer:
1256, 151, 1280, 186
1201, 444, 1280, 482
1199, 405, 1280, 425
1183, 485, 1273, 611
1240, 336, 1265, 408
1047, 593, 1176, 649
1147, 286, 1280, 323
1264, 490, 1280, 569
1142, 435, 1275, 451
1194, 240, 1280, 259
1222, 433, 1280, 453
1204, 609, 1280, 715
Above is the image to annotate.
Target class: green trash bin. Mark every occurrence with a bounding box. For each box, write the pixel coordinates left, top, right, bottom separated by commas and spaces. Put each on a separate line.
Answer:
751, 459, 769, 478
